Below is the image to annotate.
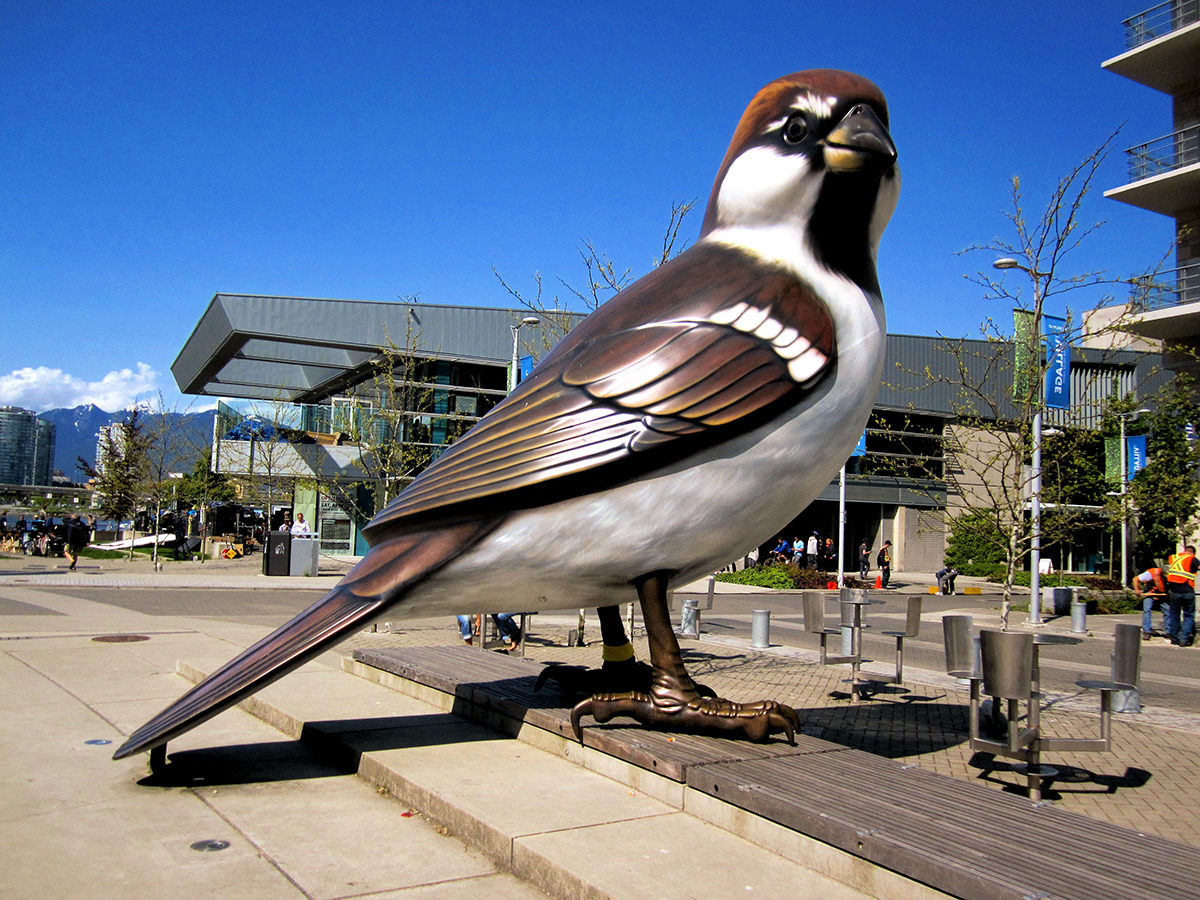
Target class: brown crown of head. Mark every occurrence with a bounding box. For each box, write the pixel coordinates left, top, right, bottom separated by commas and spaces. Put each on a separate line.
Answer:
700, 70, 889, 237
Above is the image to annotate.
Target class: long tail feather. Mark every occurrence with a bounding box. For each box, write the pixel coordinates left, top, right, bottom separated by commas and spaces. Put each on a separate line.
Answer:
113, 517, 501, 760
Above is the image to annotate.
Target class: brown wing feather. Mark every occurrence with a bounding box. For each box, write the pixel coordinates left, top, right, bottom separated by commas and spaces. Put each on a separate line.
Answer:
362, 242, 834, 540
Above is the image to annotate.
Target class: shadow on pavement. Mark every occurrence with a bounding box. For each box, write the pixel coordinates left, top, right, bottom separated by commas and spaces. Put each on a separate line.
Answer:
138, 739, 352, 788
968, 752, 1153, 799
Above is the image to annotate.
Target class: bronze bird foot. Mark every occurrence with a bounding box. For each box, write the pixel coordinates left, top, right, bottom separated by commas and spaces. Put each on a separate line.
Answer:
569, 571, 799, 745
570, 678, 799, 744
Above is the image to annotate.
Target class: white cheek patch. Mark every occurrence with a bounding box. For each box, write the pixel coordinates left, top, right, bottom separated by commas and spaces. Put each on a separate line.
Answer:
716, 145, 818, 229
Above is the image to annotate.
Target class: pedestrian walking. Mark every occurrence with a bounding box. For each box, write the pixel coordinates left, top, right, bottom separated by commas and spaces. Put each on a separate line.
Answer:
877, 540, 892, 588
63, 515, 90, 570
858, 539, 870, 580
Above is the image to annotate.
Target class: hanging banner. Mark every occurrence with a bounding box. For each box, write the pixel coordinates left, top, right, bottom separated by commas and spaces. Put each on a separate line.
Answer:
1043, 314, 1070, 410
1104, 436, 1121, 481
1127, 435, 1148, 481
1013, 309, 1035, 399
851, 430, 867, 457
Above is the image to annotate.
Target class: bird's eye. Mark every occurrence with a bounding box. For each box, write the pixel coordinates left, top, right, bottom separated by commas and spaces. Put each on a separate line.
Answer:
782, 116, 809, 145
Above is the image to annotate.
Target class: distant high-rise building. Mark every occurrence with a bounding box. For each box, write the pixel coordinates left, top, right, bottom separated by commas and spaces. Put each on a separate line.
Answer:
35, 418, 56, 485
0, 406, 56, 485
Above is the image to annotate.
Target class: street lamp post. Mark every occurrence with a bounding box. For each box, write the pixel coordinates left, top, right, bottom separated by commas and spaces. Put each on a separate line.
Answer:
510, 316, 540, 392
994, 258, 1051, 625
1113, 408, 1151, 588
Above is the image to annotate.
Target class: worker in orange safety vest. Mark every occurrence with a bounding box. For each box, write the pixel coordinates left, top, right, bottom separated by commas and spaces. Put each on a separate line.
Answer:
1133, 565, 1168, 640
1165, 546, 1198, 647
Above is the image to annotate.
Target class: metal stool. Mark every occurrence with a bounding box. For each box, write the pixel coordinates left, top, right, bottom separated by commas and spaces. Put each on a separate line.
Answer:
804, 589, 872, 701
942, 614, 978, 680
880, 596, 922, 686
969, 630, 1046, 798
1076, 622, 1142, 719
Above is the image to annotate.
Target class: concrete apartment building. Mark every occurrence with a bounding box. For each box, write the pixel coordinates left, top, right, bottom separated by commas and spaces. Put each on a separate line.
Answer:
1104, 1, 1200, 363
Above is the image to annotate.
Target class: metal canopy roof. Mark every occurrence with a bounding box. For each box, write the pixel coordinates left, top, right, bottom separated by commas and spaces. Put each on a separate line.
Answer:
171, 294, 581, 403
173, 293, 1162, 421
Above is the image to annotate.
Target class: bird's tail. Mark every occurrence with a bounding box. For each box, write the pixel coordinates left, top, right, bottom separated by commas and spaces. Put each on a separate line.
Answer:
112, 517, 501, 761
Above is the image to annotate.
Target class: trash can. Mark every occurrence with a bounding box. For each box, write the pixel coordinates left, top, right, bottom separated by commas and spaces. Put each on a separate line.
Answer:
264, 531, 291, 576
289, 532, 319, 577
1050, 586, 1073, 617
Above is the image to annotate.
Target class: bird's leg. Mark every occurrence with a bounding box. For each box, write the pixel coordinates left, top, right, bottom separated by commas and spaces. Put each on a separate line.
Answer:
535, 606, 654, 694
571, 571, 798, 744
535, 604, 715, 696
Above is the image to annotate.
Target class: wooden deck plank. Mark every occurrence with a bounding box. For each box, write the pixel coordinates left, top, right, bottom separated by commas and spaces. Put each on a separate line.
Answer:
688, 754, 1198, 900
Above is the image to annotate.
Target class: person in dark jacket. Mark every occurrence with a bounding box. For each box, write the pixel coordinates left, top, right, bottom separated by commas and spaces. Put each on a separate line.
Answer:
877, 540, 893, 588
63, 515, 90, 571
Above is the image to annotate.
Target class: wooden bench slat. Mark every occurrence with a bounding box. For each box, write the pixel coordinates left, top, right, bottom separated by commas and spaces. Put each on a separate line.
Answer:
688, 755, 1198, 900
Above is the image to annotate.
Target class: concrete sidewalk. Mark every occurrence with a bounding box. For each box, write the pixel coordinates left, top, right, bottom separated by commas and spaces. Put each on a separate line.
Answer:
0, 584, 559, 899
5, 552, 1200, 898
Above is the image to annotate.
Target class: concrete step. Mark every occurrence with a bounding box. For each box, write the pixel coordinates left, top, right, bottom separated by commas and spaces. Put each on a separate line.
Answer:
175, 653, 938, 900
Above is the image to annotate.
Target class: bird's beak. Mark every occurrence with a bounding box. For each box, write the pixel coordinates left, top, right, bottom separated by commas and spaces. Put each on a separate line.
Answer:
824, 105, 896, 176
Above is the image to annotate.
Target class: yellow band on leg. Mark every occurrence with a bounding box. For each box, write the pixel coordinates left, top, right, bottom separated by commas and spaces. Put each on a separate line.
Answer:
602, 641, 635, 663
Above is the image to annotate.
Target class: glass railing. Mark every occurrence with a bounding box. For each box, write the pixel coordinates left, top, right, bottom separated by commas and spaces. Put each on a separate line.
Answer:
1129, 263, 1200, 309
1124, 124, 1200, 181
1123, 0, 1199, 48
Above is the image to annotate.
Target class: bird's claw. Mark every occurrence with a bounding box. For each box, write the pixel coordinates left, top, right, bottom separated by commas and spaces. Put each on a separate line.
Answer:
571, 688, 799, 745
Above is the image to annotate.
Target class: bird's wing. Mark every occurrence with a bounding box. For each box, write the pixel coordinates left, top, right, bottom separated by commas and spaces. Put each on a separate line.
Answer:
365, 243, 835, 538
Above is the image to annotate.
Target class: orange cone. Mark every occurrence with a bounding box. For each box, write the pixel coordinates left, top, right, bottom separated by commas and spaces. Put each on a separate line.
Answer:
874, 575, 882, 589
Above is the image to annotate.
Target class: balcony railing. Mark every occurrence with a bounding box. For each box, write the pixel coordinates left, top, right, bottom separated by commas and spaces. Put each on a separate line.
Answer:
1123, 0, 1199, 48
1129, 263, 1200, 309
1124, 123, 1200, 181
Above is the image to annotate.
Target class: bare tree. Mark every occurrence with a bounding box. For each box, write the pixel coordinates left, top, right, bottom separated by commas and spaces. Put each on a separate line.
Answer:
893, 134, 1168, 626
338, 317, 441, 518
493, 199, 698, 360
78, 407, 152, 560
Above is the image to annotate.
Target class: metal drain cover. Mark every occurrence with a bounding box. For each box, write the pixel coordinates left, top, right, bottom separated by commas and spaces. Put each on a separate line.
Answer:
92, 634, 150, 643
190, 840, 230, 852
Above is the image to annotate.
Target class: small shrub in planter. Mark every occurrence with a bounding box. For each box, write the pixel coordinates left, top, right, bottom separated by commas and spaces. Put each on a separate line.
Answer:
715, 564, 796, 590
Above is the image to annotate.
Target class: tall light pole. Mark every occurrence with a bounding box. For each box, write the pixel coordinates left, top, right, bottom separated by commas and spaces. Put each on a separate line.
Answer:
994, 258, 1051, 625
1112, 407, 1151, 587
510, 316, 540, 392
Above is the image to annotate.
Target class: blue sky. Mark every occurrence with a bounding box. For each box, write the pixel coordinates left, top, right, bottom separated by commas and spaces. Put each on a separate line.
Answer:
0, 0, 1175, 412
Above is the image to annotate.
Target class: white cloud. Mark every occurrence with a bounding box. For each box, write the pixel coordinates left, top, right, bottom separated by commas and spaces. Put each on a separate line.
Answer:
0, 363, 160, 412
